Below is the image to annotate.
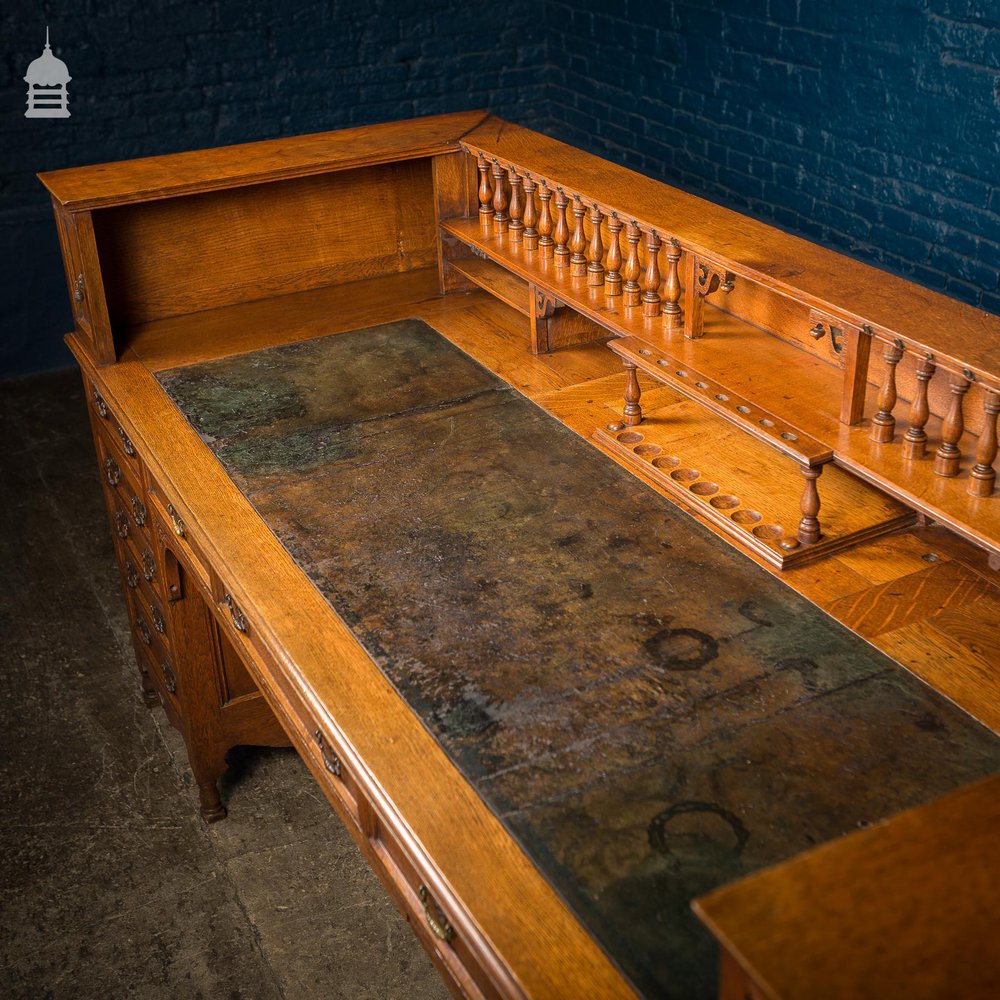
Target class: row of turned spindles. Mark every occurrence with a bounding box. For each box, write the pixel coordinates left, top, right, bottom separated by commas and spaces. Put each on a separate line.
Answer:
477, 154, 682, 320
870, 339, 999, 497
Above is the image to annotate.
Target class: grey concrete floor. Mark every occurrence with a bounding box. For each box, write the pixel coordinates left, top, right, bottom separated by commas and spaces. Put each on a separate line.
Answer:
0, 369, 450, 1000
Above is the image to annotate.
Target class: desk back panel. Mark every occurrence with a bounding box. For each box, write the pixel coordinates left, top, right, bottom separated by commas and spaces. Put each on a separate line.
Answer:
157, 319, 1000, 999
92, 161, 437, 331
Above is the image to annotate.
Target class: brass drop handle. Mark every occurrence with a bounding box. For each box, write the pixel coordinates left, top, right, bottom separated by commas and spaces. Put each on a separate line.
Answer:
91, 389, 108, 419
73, 273, 85, 303
810, 323, 826, 340
104, 456, 121, 486
223, 593, 247, 634
314, 730, 342, 778
418, 885, 455, 943
166, 503, 185, 537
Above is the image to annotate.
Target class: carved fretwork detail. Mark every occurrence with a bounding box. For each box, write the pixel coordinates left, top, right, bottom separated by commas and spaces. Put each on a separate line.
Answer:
696, 261, 736, 297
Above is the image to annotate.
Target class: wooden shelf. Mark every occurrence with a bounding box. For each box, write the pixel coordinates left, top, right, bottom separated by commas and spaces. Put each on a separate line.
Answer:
610, 336, 832, 467
594, 396, 914, 569
449, 256, 529, 316
442, 216, 1000, 559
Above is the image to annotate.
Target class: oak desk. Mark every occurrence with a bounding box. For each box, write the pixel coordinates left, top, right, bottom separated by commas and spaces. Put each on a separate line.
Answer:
43, 113, 1000, 998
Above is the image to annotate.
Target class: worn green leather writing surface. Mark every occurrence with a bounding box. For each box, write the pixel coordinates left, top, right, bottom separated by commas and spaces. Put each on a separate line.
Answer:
158, 320, 1000, 999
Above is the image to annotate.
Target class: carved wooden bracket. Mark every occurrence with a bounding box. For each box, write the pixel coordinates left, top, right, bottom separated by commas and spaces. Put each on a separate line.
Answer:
533, 288, 564, 320
696, 260, 735, 297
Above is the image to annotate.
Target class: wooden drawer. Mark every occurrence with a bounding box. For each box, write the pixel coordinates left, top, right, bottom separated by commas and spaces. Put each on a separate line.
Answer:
89, 381, 143, 480
146, 486, 211, 593
373, 814, 498, 1000
127, 585, 169, 661
98, 437, 151, 543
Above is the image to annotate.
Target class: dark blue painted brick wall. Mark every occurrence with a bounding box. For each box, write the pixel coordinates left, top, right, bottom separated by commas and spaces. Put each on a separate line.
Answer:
4, 0, 998, 376
1, 0, 546, 376
545, 0, 1000, 319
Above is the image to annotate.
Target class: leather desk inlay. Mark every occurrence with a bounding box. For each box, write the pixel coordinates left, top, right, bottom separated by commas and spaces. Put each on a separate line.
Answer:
157, 319, 1000, 999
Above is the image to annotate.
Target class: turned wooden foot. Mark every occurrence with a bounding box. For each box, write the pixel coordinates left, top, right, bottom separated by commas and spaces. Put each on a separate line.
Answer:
198, 786, 227, 823
139, 670, 159, 707
192, 750, 230, 823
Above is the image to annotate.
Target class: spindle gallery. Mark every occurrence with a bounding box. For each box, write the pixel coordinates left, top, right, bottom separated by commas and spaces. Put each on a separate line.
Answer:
40, 111, 1000, 1000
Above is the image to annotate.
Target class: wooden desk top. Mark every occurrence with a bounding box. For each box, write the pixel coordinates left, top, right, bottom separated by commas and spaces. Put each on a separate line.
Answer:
151, 317, 1000, 998
694, 772, 1000, 999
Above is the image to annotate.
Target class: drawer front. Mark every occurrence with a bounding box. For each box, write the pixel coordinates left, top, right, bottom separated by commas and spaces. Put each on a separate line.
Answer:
146, 487, 211, 593
98, 437, 151, 545
89, 379, 143, 479
374, 817, 498, 1000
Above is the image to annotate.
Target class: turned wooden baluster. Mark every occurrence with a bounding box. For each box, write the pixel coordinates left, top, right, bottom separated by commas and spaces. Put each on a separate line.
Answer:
870, 340, 904, 443
663, 238, 682, 321
522, 175, 538, 251
553, 189, 570, 264
969, 391, 1000, 497
587, 205, 605, 286
623, 362, 642, 426
492, 160, 508, 232
641, 231, 662, 318
903, 355, 936, 459
605, 214, 623, 296
933, 374, 972, 477
569, 196, 588, 276
797, 467, 823, 544
508, 168, 525, 242
622, 222, 642, 307
477, 154, 494, 222
537, 183, 554, 258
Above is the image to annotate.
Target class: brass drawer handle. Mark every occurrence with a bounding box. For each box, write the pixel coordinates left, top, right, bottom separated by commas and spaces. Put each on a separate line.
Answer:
223, 593, 247, 633
166, 503, 185, 537
141, 547, 156, 583
104, 456, 121, 486
73, 273, 85, 304
117, 425, 135, 457
131, 495, 147, 527
136, 618, 151, 645
418, 885, 455, 943
151, 603, 165, 635
162, 660, 177, 694
91, 389, 108, 419
115, 507, 130, 540
314, 730, 342, 778
125, 559, 139, 589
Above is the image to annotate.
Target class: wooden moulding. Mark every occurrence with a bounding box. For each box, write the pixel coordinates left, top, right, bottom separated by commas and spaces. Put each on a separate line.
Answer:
594, 401, 916, 570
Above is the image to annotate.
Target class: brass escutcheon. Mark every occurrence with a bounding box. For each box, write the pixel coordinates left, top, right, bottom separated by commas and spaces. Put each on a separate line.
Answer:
141, 547, 156, 583
162, 660, 177, 694
223, 593, 247, 634
166, 503, 185, 537
418, 885, 455, 942
131, 495, 147, 527
115, 508, 130, 540
314, 730, 342, 778
92, 389, 108, 418
117, 425, 135, 456
105, 456, 121, 486
151, 604, 165, 634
